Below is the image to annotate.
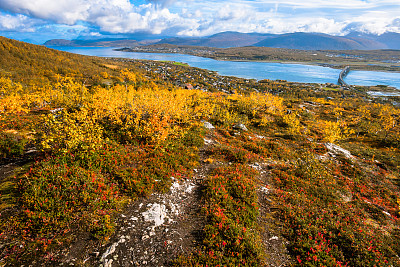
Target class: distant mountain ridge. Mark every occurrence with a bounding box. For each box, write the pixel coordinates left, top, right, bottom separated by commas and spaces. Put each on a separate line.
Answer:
45, 31, 400, 50
253, 32, 386, 50
346, 32, 400, 50
157, 32, 273, 48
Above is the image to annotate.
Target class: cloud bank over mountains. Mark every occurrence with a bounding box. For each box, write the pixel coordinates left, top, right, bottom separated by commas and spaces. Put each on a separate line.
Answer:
0, 0, 399, 43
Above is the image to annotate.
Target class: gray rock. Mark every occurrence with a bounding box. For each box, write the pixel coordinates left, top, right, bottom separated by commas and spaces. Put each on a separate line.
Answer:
233, 123, 248, 131
202, 120, 215, 130
325, 143, 354, 160
50, 108, 64, 114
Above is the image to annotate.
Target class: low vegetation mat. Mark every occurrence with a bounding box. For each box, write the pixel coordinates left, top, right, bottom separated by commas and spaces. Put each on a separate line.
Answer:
0, 36, 399, 266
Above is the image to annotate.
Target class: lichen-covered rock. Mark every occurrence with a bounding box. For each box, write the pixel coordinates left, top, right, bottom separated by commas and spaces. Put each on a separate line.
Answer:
202, 120, 215, 130
234, 123, 248, 131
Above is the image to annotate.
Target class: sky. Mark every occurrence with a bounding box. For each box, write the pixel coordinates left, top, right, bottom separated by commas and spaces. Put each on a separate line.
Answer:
0, 0, 399, 44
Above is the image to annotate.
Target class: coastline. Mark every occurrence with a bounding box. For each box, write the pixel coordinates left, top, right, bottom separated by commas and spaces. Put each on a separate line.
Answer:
47, 46, 400, 89
115, 47, 400, 73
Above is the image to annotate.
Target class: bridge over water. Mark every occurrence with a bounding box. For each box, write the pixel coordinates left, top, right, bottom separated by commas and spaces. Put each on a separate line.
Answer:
338, 66, 350, 88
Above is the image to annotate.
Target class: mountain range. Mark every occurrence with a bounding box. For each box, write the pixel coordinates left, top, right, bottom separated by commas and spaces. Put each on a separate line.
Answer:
44, 31, 400, 50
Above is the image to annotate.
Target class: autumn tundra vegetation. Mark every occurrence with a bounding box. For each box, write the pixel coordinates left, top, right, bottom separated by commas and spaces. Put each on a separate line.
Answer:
0, 36, 400, 266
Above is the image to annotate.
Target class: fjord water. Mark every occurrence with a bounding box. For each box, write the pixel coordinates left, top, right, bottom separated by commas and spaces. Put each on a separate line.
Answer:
51, 47, 400, 89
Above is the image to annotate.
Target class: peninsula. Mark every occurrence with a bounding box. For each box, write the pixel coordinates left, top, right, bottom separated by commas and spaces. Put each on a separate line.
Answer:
117, 44, 400, 72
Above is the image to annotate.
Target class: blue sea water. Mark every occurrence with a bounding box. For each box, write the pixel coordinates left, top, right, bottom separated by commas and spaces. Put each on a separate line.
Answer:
48, 46, 400, 89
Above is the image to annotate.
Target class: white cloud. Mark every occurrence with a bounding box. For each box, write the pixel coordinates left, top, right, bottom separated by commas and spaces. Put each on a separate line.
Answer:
90, 4, 186, 34
0, 0, 91, 24
217, 4, 253, 21
0, 0, 399, 38
0, 13, 39, 31
147, 0, 179, 7
243, 0, 400, 9
176, 2, 349, 36
254, 17, 347, 35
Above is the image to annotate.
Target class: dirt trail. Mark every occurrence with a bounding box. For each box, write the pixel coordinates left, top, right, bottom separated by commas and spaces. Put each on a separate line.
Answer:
254, 162, 291, 266
94, 133, 217, 267
57, 132, 215, 266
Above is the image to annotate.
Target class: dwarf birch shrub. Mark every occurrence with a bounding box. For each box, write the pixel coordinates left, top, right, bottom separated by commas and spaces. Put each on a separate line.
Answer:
39, 108, 104, 153
320, 120, 354, 143
283, 112, 302, 135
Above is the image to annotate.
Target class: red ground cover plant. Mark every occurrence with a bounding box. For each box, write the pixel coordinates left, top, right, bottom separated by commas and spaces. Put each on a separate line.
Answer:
270, 155, 400, 266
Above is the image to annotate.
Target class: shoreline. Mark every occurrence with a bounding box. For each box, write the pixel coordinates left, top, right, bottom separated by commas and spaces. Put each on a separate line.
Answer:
115, 47, 400, 73
47, 46, 400, 89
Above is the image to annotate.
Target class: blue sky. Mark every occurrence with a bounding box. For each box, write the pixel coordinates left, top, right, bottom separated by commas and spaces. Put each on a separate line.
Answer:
0, 0, 399, 44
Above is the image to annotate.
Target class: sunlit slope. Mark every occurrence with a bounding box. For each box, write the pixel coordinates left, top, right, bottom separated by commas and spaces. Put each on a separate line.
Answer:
0, 36, 128, 86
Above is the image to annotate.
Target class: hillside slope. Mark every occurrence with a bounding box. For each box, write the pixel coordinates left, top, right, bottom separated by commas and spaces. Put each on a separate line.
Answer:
1, 37, 400, 267
0, 36, 131, 86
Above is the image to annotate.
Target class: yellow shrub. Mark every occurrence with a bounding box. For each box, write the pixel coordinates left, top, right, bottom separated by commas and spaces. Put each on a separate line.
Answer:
320, 120, 354, 143
0, 93, 30, 114
0, 77, 23, 95
228, 92, 284, 117
257, 114, 274, 127
121, 69, 137, 84
283, 113, 302, 135
39, 108, 104, 153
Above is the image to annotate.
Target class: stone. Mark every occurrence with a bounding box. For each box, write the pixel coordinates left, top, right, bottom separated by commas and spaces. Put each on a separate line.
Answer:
203, 138, 213, 145
202, 120, 215, 130
233, 123, 248, 131
50, 108, 64, 114
185, 184, 195, 194
142, 203, 167, 228
325, 143, 355, 160
260, 187, 270, 194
